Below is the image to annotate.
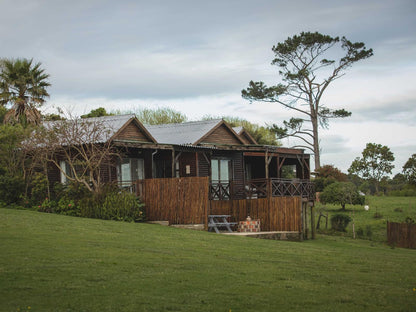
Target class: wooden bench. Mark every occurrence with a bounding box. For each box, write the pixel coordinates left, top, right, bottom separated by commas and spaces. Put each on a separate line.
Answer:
208, 215, 236, 233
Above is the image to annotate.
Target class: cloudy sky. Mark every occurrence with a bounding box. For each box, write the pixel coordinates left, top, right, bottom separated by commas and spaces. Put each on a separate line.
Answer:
1, 0, 415, 174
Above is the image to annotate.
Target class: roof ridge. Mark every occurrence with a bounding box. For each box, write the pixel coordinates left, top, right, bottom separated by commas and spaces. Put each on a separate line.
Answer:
145, 118, 222, 128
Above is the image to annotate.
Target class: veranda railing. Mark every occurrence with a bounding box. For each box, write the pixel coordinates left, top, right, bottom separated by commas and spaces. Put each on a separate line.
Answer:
245, 178, 315, 200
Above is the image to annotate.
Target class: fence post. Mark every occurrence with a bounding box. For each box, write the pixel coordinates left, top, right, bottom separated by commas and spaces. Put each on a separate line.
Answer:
311, 202, 315, 239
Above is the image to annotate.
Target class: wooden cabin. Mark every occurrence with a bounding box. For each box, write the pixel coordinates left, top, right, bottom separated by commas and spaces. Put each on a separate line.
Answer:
45, 114, 315, 237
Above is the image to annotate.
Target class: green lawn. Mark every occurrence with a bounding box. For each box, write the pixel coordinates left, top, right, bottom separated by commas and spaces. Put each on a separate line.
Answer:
315, 196, 416, 242
1, 208, 415, 312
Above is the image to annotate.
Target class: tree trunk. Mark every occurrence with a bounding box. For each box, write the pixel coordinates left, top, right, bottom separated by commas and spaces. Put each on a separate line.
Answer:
312, 116, 320, 171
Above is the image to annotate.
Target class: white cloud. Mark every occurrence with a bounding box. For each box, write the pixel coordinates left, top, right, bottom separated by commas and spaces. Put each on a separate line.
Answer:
3, 0, 416, 177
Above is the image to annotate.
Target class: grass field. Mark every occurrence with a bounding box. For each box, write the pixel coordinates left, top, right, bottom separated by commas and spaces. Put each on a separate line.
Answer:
1, 207, 415, 311
315, 196, 416, 242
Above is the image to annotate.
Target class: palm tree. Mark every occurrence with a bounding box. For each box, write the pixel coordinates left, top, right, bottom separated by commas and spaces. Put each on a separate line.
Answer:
0, 58, 50, 125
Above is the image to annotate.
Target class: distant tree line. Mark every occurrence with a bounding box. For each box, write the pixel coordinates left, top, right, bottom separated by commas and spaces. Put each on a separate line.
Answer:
315, 145, 416, 199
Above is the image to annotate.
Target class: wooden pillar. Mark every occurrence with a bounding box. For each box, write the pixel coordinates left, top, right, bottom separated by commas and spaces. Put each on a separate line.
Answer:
300, 200, 304, 241
171, 149, 175, 178
311, 203, 316, 239
302, 199, 308, 240
265, 149, 269, 179
196, 152, 199, 177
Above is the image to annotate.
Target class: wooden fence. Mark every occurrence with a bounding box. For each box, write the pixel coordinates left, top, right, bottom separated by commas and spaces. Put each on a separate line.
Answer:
136, 177, 209, 225
387, 221, 416, 249
210, 197, 302, 232
136, 176, 304, 233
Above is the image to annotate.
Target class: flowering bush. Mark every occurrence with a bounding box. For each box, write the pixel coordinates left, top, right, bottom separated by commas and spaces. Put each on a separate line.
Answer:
36, 197, 56, 213
55, 198, 79, 216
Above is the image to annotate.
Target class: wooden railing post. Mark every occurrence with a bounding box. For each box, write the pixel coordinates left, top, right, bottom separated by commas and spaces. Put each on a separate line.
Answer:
311, 203, 316, 239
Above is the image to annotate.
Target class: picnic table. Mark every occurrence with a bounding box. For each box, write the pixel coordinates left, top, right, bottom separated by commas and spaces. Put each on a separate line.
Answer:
208, 215, 237, 233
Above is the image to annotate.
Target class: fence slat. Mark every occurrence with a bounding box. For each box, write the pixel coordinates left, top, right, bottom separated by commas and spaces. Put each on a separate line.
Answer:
387, 221, 416, 249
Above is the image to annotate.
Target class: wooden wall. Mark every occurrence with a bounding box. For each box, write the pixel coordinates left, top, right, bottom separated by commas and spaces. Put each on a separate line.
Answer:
178, 152, 197, 177
138, 177, 209, 225
202, 124, 242, 145
115, 121, 152, 142
210, 197, 301, 232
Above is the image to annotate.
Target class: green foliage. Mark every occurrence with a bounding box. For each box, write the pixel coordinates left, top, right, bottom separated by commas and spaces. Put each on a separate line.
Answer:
102, 191, 145, 222
405, 216, 415, 224
0, 105, 7, 122
0, 174, 25, 205
0, 123, 30, 177
402, 154, 416, 185
349, 143, 395, 193
0, 58, 50, 125
54, 181, 90, 202
356, 225, 373, 240
316, 164, 348, 181
36, 197, 56, 213
78, 190, 145, 222
30, 173, 49, 204
43, 113, 65, 121
320, 182, 364, 210
203, 115, 280, 146
314, 164, 348, 192
388, 185, 416, 197
81, 107, 113, 118
330, 214, 352, 232
128, 107, 188, 125
55, 197, 78, 216
373, 212, 383, 219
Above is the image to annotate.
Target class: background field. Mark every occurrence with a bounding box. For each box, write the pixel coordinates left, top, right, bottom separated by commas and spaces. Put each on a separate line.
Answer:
315, 196, 416, 242
1, 206, 415, 312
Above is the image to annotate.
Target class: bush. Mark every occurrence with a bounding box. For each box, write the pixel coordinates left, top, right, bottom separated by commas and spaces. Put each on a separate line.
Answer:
356, 225, 373, 240
78, 189, 145, 222
30, 173, 49, 205
330, 214, 352, 232
388, 188, 416, 197
36, 197, 56, 213
55, 197, 79, 216
0, 175, 25, 205
373, 212, 383, 219
30, 180, 145, 222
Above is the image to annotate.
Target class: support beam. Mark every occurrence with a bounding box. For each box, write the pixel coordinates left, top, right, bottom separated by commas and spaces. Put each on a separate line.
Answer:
265, 149, 269, 179
311, 203, 316, 239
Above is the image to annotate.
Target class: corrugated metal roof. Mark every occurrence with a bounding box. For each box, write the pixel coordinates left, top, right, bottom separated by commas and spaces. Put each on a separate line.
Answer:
145, 119, 222, 144
43, 114, 136, 144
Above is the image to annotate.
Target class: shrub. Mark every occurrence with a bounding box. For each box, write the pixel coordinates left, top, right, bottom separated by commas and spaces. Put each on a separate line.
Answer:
356, 225, 373, 240
36, 197, 56, 213
30, 173, 49, 204
101, 191, 145, 222
365, 225, 373, 239
78, 189, 145, 222
55, 197, 79, 216
0, 175, 25, 205
388, 188, 416, 197
373, 212, 383, 219
405, 217, 415, 224
356, 227, 364, 238
330, 214, 352, 232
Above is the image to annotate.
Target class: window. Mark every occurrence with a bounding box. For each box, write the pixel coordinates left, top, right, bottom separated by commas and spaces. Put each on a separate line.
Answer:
211, 158, 232, 182
117, 158, 144, 186
60, 160, 71, 184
